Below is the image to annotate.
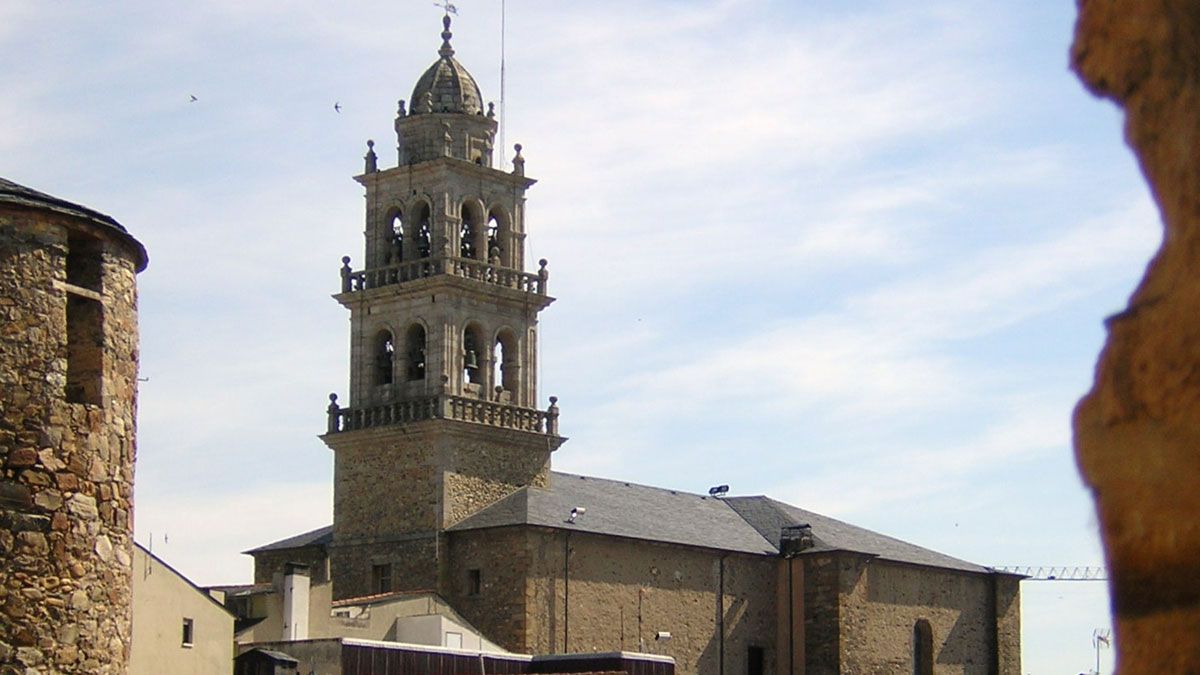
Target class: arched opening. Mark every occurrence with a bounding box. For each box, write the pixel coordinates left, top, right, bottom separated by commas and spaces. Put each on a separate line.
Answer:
387, 209, 404, 265
462, 323, 485, 388
913, 619, 933, 675
373, 330, 395, 385
460, 202, 486, 260
411, 201, 432, 259
493, 329, 519, 401
404, 324, 426, 381
486, 206, 509, 266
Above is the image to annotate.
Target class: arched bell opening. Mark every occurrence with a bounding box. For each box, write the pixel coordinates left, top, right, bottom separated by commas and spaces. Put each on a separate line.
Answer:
409, 201, 432, 260
486, 206, 510, 267
384, 207, 404, 266
460, 201, 487, 260
462, 322, 486, 392
913, 619, 933, 675
492, 328, 519, 403
404, 323, 427, 381
373, 329, 396, 386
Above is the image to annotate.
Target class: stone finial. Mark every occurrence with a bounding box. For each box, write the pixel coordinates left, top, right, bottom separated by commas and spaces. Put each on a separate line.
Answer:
397, 99, 407, 117
489, 245, 501, 265
487, 102, 496, 119
512, 143, 525, 176
326, 393, 341, 434
546, 395, 560, 435
340, 256, 353, 292
439, 13, 455, 57
494, 385, 504, 401
442, 122, 454, 157
537, 258, 549, 294
364, 140, 378, 173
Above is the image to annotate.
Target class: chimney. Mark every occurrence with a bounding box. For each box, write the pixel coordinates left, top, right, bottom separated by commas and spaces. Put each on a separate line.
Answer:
780, 524, 814, 557
282, 563, 311, 641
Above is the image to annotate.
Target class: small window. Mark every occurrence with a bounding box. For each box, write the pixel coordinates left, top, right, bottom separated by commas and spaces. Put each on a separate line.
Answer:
65, 294, 103, 405
747, 646, 764, 675
372, 563, 392, 594
181, 617, 194, 647
374, 331, 395, 385
66, 232, 103, 291
467, 568, 481, 596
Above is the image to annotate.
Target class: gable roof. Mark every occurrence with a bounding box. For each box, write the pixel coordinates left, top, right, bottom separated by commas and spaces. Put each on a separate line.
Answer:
134, 543, 236, 615
243, 524, 332, 554
249, 472, 990, 574
723, 496, 987, 573
449, 472, 777, 555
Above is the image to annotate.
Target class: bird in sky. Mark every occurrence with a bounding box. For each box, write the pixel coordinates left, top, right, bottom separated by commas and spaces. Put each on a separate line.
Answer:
189, 95, 198, 102
334, 102, 342, 113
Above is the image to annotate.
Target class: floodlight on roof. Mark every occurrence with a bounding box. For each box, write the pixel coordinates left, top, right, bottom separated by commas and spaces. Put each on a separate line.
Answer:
708, 485, 729, 498
566, 506, 586, 523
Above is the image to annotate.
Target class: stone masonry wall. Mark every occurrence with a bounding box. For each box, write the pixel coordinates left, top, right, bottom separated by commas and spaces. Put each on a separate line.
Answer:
501, 529, 776, 675
837, 558, 1015, 675
0, 207, 141, 674
801, 554, 841, 675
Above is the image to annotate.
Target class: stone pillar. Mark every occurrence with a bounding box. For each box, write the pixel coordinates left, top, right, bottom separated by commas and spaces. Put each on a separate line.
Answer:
0, 179, 147, 674
1072, 2, 1200, 672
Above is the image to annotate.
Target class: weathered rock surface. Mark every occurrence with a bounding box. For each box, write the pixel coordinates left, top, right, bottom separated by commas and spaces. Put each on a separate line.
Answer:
1072, 2, 1200, 672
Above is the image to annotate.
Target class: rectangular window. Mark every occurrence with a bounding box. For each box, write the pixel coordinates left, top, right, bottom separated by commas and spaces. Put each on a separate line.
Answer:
372, 563, 392, 594
467, 568, 481, 596
66, 232, 103, 291
181, 617, 194, 647
748, 646, 764, 675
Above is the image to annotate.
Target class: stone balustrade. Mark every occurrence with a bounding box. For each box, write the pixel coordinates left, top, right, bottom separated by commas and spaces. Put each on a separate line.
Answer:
327, 393, 560, 436
340, 255, 548, 296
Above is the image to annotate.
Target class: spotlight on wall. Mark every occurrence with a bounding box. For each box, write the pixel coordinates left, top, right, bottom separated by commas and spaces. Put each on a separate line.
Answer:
708, 485, 729, 498
655, 631, 672, 641
567, 506, 587, 523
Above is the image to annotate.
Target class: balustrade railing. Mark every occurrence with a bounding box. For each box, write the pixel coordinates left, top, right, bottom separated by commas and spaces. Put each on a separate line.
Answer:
340, 255, 548, 296
326, 393, 560, 436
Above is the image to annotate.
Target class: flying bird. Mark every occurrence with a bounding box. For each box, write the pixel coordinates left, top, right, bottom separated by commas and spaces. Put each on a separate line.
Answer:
189, 95, 198, 102
334, 102, 342, 113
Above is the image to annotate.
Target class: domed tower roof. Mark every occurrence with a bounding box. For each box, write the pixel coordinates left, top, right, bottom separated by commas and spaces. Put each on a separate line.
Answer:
410, 15, 484, 116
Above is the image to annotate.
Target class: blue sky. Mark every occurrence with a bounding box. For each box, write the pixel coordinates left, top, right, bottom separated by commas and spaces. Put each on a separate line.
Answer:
2, 1, 1155, 672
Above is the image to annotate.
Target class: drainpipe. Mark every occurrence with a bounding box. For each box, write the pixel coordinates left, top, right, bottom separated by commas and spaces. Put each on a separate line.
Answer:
718, 555, 727, 675
563, 530, 570, 653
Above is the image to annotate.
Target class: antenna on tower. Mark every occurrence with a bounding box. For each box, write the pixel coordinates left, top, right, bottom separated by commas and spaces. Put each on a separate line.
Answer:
499, 0, 507, 167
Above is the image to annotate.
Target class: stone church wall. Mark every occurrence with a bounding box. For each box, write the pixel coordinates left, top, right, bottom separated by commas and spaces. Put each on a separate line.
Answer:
457, 528, 777, 675
0, 204, 142, 673
836, 557, 1020, 675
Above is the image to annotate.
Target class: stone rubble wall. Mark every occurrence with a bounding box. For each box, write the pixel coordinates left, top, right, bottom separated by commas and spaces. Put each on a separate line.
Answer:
0, 207, 141, 674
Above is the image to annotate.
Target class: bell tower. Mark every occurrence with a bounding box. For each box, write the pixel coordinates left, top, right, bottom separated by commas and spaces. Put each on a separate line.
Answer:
322, 14, 564, 601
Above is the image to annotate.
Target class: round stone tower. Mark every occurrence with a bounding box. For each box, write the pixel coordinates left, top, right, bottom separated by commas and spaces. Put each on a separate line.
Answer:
0, 177, 147, 674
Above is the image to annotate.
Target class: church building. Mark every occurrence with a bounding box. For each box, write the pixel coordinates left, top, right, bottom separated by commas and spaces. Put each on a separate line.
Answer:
242, 15, 1022, 675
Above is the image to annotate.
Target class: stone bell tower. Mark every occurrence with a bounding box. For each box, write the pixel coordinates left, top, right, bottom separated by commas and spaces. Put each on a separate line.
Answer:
323, 14, 564, 601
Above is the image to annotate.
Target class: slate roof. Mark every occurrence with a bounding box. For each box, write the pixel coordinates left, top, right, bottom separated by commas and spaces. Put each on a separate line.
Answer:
249, 473, 989, 574
0, 176, 148, 271
244, 524, 332, 554
450, 472, 778, 555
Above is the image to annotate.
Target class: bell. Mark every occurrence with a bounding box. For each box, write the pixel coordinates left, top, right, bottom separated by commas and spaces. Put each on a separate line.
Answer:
464, 349, 479, 370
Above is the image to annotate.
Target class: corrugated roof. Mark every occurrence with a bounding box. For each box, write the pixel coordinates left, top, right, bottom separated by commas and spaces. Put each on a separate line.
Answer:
0, 176, 148, 271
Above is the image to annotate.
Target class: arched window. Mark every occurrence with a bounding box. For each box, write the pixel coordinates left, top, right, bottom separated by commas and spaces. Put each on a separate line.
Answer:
374, 330, 395, 385
405, 324, 426, 381
913, 619, 933, 675
460, 202, 486, 260
412, 202, 432, 259
462, 324, 485, 387
486, 207, 508, 265
388, 209, 404, 264
493, 329, 519, 399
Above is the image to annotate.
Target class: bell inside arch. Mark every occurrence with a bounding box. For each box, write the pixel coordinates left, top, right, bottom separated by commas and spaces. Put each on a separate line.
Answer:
464, 348, 479, 370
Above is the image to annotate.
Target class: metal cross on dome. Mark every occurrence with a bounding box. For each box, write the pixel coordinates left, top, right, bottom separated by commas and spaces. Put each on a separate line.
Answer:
433, 1, 458, 15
